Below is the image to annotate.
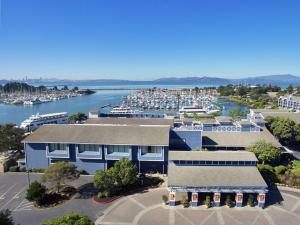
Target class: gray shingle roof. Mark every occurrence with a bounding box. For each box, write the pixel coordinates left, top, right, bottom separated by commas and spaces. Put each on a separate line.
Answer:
202, 129, 281, 148
85, 117, 174, 126
22, 124, 170, 146
168, 164, 267, 188
168, 151, 258, 161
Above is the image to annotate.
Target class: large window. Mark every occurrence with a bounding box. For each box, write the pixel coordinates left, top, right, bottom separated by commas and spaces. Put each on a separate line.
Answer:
140, 146, 162, 155
78, 144, 100, 153
107, 145, 129, 154
48, 143, 67, 152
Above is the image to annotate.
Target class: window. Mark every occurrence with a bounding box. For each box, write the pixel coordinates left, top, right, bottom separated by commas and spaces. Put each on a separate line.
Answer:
78, 144, 100, 153
140, 146, 162, 155
107, 145, 129, 154
48, 143, 67, 152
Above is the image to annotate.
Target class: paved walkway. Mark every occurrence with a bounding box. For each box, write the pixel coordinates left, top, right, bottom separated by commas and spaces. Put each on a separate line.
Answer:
96, 188, 300, 225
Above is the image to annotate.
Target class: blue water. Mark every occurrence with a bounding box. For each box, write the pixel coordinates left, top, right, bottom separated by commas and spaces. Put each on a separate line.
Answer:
0, 85, 248, 125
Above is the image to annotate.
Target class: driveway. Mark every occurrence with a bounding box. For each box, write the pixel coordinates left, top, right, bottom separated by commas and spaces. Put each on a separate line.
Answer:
96, 188, 300, 225
0, 173, 110, 225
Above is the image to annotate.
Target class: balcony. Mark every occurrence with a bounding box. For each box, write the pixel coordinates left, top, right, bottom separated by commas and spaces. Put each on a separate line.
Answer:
105, 145, 131, 160
138, 146, 164, 161
76, 144, 102, 159
46, 144, 70, 158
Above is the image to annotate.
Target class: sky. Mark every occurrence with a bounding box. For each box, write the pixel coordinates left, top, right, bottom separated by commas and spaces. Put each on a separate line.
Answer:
0, 0, 300, 80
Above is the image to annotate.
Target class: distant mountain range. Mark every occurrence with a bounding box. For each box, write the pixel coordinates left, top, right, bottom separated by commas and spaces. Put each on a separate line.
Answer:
1, 74, 300, 86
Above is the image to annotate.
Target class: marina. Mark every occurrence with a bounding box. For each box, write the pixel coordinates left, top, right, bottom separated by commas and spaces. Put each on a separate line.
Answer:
0, 85, 249, 125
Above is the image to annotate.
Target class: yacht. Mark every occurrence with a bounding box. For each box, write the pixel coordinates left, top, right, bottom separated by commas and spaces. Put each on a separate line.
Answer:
110, 106, 142, 114
179, 105, 220, 118
20, 112, 68, 132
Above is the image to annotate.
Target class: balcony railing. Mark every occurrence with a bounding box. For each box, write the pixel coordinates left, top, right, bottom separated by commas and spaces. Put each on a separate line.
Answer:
76, 145, 102, 159
138, 146, 164, 161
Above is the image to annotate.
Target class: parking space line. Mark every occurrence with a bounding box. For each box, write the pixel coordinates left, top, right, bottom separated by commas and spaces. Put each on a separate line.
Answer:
0, 185, 26, 210
0, 183, 17, 200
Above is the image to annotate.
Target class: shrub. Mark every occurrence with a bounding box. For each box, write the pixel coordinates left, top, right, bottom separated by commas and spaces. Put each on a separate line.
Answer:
257, 164, 278, 185
162, 195, 168, 204
94, 159, 138, 196
0, 209, 14, 225
9, 166, 19, 172
204, 196, 212, 208
181, 196, 189, 208
26, 181, 47, 204
41, 212, 93, 225
225, 195, 233, 207
274, 165, 287, 175
20, 167, 27, 172
247, 195, 254, 207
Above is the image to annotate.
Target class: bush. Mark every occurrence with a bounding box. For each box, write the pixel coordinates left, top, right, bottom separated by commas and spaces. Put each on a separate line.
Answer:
94, 159, 138, 196
225, 195, 233, 207
20, 167, 27, 172
274, 165, 287, 175
257, 164, 278, 185
204, 196, 212, 208
41, 212, 93, 225
181, 196, 189, 208
162, 195, 168, 204
0, 209, 14, 225
9, 166, 19, 172
247, 195, 254, 207
26, 181, 47, 204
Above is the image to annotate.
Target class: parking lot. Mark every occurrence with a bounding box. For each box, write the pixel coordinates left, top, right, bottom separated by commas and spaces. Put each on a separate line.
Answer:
0, 173, 109, 225
1, 173, 300, 225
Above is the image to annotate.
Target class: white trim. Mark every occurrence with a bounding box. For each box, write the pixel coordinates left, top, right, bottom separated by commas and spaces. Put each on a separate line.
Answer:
138, 146, 164, 161
46, 144, 70, 158
76, 144, 102, 159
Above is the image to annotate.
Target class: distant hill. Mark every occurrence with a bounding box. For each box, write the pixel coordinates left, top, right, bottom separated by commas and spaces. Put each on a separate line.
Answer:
1, 74, 300, 87
153, 74, 300, 86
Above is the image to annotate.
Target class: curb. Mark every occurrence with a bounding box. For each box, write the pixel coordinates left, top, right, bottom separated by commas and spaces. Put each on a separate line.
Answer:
92, 195, 122, 204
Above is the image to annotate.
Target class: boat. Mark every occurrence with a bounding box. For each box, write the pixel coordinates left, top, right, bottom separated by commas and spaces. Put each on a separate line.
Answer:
23, 99, 42, 105
179, 105, 220, 118
20, 112, 68, 132
110, 106, 143, 115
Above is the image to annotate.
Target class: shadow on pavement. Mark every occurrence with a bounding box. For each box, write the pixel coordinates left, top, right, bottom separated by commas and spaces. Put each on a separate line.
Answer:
265, 187, 284, 208
76, 183, 99, 199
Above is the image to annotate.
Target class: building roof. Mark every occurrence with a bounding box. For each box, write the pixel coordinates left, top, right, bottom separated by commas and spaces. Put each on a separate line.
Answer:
202, 129, 281, 148
168, 164, 267, 188
85, 117, 174, 126
22, 124, 170, 146
168, 150, 258, 161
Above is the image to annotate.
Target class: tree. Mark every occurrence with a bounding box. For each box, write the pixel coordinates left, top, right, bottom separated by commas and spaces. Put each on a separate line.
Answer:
68, 112, 88, 124
41, 212, 93, 225
246, 141, 281, 165
204, 195, 212, 208
42, 162, 79, 192
94, 169, 116, 196
286, 85, 294, 94
247, 195, 254, 207
0, 124, 24, 153
0, 210, 14, 225
26, 181, 46, 204
112, 159, 138, 190
94, 159, 138, 196
229, 108, 242, 119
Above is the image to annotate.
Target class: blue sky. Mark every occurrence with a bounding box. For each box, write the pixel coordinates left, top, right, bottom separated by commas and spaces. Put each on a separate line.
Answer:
0, 0, 299, 80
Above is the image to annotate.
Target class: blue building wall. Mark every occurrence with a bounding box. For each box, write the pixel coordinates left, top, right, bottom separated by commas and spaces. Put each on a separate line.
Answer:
169, 130, 202, 150
26, 143, 49, 169
25, 143, 169, 174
